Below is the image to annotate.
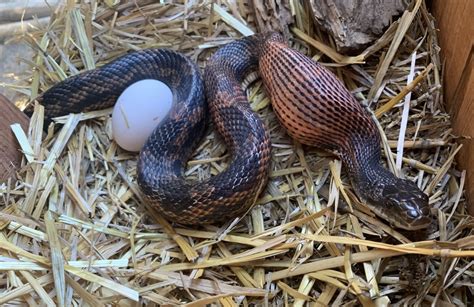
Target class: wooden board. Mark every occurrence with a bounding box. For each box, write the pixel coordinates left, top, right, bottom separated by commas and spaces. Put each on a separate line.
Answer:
0, 94, 29, 182
432, 0, 474, 213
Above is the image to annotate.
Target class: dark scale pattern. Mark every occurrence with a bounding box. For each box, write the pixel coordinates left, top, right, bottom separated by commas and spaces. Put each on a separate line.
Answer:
36, 44, 271, 225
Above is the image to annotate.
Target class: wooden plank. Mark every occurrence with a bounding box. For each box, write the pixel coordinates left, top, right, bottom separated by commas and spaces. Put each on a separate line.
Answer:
0, 94, 29, 182
0, 0, 58, 22
432, 0, 474, 214
0, 17, 50, 41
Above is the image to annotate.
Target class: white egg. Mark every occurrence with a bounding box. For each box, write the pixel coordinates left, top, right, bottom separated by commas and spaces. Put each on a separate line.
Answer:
112, 79, 173, 152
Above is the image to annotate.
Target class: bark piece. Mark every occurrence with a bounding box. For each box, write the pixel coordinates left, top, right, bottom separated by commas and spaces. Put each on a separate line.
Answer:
309, 0, 408, 52
251, 0, 293, 39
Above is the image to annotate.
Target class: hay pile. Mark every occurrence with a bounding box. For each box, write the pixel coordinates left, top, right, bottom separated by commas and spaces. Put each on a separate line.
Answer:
1, 0, 473, 305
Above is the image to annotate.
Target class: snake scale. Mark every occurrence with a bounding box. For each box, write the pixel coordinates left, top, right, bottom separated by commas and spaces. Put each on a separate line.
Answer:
33, 32, 430, 229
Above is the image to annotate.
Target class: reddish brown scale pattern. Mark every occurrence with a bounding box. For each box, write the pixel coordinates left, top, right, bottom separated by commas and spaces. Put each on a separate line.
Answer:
259, 41, 378, 155
257, 35, 430, 230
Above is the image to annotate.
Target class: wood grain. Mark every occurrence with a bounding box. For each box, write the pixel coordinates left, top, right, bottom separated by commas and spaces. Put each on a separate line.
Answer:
309, 0, 407, 51
433, 0, 474, 214
0, 94, 29, 182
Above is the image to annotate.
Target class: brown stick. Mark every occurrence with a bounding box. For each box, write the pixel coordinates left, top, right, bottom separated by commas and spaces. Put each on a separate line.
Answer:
387, 139, 448, 149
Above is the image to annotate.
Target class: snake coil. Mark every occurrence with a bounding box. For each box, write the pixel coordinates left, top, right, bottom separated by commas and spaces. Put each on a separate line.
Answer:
33, 32, 430, 229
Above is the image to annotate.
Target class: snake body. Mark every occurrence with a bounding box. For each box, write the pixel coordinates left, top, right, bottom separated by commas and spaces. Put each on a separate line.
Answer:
35, 32, 430, 229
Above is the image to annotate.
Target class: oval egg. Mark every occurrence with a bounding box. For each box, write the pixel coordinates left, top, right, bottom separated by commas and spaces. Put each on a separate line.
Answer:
112, 79, 174, 152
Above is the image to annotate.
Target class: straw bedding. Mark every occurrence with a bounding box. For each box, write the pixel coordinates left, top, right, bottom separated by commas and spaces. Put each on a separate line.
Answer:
1, 0, 473, 305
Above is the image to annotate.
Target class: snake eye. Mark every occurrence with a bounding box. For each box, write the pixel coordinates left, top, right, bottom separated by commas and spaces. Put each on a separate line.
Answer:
407, 210, 420, 219
407, 206, 423, 219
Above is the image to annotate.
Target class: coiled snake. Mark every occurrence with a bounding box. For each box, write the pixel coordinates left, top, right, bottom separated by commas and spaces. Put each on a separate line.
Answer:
34, 32, 430, 230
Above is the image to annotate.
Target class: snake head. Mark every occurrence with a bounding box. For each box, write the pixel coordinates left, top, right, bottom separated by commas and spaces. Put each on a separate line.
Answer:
381, 179, 431, 230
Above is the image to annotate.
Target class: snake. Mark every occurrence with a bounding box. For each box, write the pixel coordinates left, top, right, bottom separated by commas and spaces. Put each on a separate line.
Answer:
32, 31, 430, 229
